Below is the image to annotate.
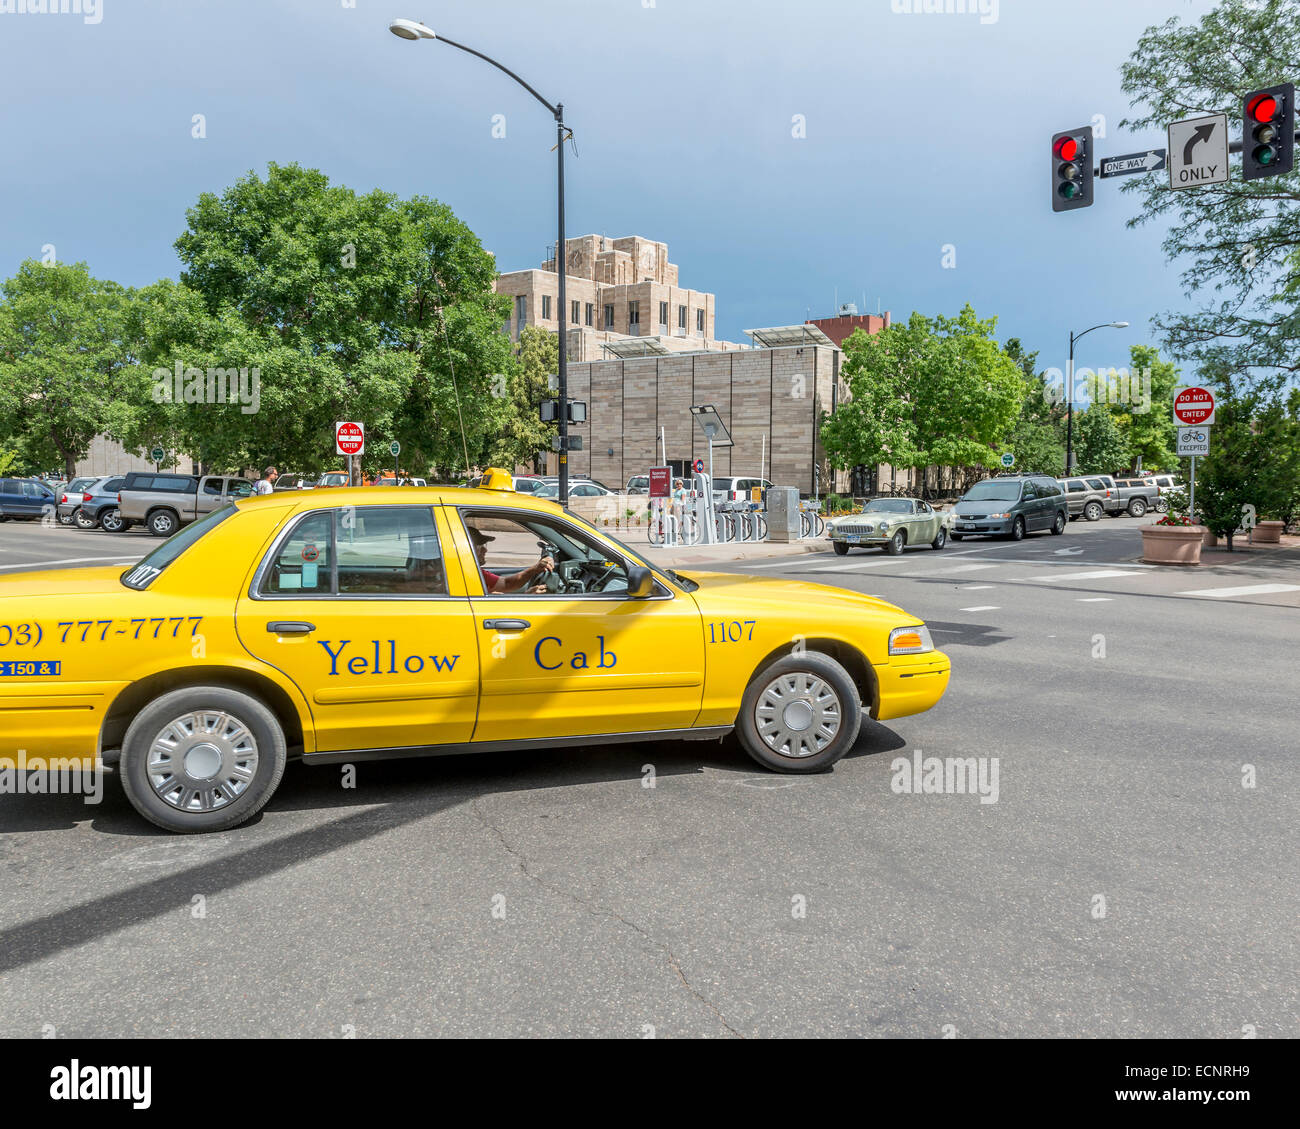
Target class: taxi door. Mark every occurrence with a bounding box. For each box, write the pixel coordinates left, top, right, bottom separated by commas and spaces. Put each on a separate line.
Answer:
235, 503, 479, 754
448, 506, 706, 743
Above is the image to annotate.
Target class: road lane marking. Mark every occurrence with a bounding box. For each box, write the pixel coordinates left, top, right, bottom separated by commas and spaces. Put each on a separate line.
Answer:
0, 555, 138, 572
1176, 583, 1300, 598
958, 605, 1000, 612
937, 563, 999, 572
1021, 569, 1147, 582
958, 585, 996, 591
1077, 597, 1114, 602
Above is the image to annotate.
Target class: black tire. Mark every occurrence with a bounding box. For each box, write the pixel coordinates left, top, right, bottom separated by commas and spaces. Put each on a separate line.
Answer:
100, 507, 126, 533
930, 527, 947, 550
1084, 502, 1103, 522
148, 508, 179, 537
1156, 498, 1169, 514
886, 529, 906, 555
74, 507, 97, 530
1128, 499, 1147, 518
58, 509, 76, 527
119, 685, 287, 833
1050, 511, 1066, 535
833, 541, 850, 556
735, 651, 862, 774
1007, 516, 1025, 541
950, 532, 964, 541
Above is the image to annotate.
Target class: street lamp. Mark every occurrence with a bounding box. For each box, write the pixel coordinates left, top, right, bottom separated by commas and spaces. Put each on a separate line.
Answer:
1065, 321, 1129, 474
389, 18, 573, 505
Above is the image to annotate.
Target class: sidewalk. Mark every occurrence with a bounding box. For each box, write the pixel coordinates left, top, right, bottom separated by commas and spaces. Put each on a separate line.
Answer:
640, 537, 826, 568
1197, 531, 1300, 567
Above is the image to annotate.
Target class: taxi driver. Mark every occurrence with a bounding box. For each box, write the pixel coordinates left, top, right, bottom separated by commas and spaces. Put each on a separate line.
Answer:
470, 526, 556, 594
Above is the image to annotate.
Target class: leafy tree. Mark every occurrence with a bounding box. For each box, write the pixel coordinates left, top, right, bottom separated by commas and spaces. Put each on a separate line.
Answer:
820, 323, 919, 476
1073, 407, 1129, 475
1106, 344, 1179, 471
0, 261, 137, 478
1120, 0, 1300, 387
170, 162, 513, 479
486, 325, 557, 472
1004, 337, 1066, 476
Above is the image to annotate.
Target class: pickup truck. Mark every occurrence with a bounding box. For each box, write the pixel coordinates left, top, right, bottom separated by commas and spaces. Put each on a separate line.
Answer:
1110, 477, 1159, 518
118, 472, 255, 536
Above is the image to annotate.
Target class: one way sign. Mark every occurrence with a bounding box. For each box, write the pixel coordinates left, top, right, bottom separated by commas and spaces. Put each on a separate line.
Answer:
1167, 112, 1228, 190
1099, 149, 1166, 178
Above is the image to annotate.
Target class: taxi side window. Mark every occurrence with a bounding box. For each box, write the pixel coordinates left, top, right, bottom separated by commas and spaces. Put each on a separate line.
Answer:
263, 512, 332, 595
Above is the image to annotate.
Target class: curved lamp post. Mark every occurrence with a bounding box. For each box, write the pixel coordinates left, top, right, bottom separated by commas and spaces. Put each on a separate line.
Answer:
1066, 321, 1129, 474
390, 18, 573, 504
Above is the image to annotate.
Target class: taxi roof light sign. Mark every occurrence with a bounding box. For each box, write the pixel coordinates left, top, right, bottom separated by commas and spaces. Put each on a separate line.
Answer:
476, 467, 515, 491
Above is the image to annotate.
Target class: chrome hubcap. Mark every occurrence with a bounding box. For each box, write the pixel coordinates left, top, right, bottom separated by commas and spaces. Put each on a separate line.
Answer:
755, 672, 841, 759
147, 711, 259, 813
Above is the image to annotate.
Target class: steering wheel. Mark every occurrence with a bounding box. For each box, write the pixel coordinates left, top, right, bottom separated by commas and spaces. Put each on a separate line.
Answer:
536, 541, 563, 593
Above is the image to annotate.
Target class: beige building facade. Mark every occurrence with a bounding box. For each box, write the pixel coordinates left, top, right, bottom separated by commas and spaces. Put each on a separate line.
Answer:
495, 235, 747, 362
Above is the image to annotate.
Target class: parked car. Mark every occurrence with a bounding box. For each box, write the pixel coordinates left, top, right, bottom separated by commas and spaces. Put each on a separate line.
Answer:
55, 477, 100, 525
0, 477, 58, 522
118, 472, 256, 537
625, 475, 650, 495
950, 475, 1068, 541
712, 476, 774, 505
1109, 477, 1159, 517
1143, 473, 1184, 513
1058, 476, 1117, 522
828, 497, 948, 555
315, 471, 350, 488
272, 473, 316, 491
512, 475, 548, 495
69, 475, 129, 531
536, 481, 612, 499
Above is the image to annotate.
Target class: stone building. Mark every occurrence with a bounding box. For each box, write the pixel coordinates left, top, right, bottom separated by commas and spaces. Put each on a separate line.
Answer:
494, 235, 747, 362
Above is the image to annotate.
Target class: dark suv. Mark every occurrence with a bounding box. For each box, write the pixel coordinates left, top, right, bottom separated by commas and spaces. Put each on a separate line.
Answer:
951, 475, 1068, 541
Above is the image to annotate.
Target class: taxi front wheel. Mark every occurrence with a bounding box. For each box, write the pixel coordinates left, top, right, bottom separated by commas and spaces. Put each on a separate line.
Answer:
120, 686, 287, 833
737, 653, 862, 773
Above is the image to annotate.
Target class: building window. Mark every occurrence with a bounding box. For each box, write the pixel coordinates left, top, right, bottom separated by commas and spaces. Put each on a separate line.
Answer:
541, 294, 552, 320
604, 304, 615, 329
515, 296, 527, 334
678, 305, 687, 329
628, 301, 640, 332
572, 300, 580, 325
585, 303, 594, 327
659, 301, 668, 327
696, 308, 705, 333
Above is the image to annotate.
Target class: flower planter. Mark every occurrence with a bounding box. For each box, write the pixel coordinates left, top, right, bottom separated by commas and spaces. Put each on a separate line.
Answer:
1201, 529, 1218, 548
1141, 524, 1206, 565
1255, 520, 1285, 544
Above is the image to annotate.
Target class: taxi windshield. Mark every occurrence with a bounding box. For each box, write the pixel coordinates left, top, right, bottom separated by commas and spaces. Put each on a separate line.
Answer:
563, 510, 698, 592
120, 504, 238, 590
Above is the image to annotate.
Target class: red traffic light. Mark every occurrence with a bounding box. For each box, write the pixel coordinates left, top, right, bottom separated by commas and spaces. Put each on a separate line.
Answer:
1054, 136, 1079, 161
1248, 93, 1278, 123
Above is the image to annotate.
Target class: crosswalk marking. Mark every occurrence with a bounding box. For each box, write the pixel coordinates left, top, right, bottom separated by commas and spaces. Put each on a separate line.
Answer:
959, 585, 995, 591
1022, 569, 1146, 582
1077, 597, 1113, 602
959, 605, 1000, 612
1176, 583, 1300, 599
937, 563, 999, 572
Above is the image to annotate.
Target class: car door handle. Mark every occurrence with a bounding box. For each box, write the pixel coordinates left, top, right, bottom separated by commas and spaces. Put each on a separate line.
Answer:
482, 619, 530, 632
267, 621, 316, 635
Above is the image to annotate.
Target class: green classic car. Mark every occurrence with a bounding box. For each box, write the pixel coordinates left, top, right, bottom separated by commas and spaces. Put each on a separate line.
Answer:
827, 498, 949, 555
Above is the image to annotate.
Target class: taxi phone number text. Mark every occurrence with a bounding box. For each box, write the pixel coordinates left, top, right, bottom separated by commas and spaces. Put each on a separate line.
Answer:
0, 618, 205, 647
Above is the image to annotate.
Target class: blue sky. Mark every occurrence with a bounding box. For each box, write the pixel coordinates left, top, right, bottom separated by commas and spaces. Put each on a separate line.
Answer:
0, 0, 1222, 379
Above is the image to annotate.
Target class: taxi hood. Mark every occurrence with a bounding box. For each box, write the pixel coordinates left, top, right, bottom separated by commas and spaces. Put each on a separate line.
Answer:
678, 569, 912, 620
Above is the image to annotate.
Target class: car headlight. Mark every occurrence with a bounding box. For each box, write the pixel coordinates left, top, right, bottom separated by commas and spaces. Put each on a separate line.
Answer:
988, 512, 1011, 520
878, 521, 889, 531
889, 625, 934, 655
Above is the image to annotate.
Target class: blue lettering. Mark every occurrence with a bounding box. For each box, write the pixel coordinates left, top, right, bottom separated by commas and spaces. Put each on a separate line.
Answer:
598, 635, 616, 668
534, 637, 562, 670
348, 656, 368, 675
405, 655, 424, 674
429, 654, 459, 672
570, 651, 588, 670
318, 639, 350, 676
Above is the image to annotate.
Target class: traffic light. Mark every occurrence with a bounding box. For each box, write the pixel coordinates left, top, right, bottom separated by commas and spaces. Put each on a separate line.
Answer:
1242, 83, 1295, 181
1051, 127, 1094, 211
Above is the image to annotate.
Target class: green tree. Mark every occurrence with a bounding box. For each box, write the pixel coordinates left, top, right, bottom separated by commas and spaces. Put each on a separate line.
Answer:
486, 325, 557, 471
1073, 407, 1129, 475
0, 261, 137, 478
820, 323, 918, 476
1004, 337, 1066, 476
168, 162, 513, 479
1120, 0, 1300, 386
1107, 344, 1179, 471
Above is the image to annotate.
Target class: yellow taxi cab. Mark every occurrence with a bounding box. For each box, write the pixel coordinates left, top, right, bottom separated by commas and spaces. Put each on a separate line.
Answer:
0, 473, 950, 832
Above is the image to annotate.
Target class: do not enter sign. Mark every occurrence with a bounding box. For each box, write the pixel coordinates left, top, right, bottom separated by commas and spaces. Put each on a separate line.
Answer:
1173, 386, 1215, 427
336, 420, 365, 457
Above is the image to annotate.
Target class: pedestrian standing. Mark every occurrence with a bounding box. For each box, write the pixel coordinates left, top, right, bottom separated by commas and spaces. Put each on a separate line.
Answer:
255, 467, 278, 495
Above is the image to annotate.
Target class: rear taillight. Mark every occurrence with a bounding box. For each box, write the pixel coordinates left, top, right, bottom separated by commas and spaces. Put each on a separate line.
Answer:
60, 494, 68, 504
117, 493, 122, 503
82, 493, 92, 502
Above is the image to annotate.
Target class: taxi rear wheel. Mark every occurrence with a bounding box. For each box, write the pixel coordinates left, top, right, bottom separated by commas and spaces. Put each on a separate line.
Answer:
120, 686, 287, 833
736, 653, 861, 774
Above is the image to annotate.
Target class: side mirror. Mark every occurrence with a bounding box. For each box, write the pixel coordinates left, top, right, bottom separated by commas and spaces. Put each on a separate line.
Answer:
626, 564, 655, 599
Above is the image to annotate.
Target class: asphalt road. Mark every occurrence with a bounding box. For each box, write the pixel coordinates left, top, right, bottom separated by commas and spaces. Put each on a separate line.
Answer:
0, 515, 1296, 1037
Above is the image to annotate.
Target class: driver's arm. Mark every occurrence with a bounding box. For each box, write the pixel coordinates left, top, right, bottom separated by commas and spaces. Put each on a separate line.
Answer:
488, 555, 555, 594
